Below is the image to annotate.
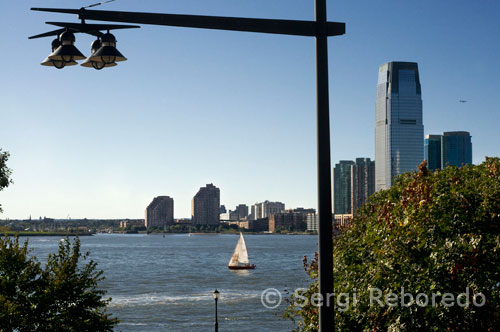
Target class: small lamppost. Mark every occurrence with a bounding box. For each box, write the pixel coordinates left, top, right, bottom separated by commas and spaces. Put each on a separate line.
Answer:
213, 289, 220, 332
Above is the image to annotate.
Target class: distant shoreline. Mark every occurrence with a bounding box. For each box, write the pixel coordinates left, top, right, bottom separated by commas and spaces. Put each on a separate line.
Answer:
3, 232, 94, 237
145, 231, 316, 236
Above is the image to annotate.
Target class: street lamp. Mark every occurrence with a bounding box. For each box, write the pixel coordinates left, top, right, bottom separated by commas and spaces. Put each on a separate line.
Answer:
40, 38, 76, 68
30, 3, 345, 330
89, 32, 127, 66
81, 39, 116, 70
48, 30, 85, 64
213, 289, 220, 332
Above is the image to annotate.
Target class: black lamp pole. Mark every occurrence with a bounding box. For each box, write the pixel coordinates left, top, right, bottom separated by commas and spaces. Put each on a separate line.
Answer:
314, 2, 335, 331
31, 2, 343, 330
213, 289, 219, 332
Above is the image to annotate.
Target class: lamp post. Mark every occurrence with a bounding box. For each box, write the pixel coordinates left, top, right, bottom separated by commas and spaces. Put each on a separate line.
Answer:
213, 289, 220, 332
31, 2, 345, 330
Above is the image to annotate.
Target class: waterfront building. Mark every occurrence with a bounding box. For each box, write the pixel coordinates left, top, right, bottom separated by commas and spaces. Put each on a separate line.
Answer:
269, 209, 313, 232
248, 218, 269, 232
306, 213, 353, 232
375, 61, 424, 191
191, 184, 220, 225
425, 135, 442, 170
333, 160, 355, 214
219, 205, 227, 214
306, 213, 318, 232
221, 204, 250, 221
219, 211, 231, 221
290, 207, 316, 214
145, 196, 174, 228
249, 205, 256, 220
351, 158, 375, 213
269, 212, 307, 232
230, 218, 269, 232
252, 201, 285, 220
235, 204, 249, 220
229, 210, 240, 221
442, 131, 472, 167
120, 220, 144, 229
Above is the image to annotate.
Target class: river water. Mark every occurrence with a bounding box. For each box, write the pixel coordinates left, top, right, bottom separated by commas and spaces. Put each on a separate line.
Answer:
26, 234, 317, 331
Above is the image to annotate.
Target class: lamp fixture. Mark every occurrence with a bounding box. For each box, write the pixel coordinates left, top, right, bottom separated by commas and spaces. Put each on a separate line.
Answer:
89, 32, 127, 65
30, 20, 138, 70
48, 30, 85, 64
41, 38, 77, 69
81, 39, 117, 70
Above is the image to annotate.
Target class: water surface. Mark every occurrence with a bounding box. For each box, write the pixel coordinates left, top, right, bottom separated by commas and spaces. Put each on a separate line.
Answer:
27, 233, 317, 331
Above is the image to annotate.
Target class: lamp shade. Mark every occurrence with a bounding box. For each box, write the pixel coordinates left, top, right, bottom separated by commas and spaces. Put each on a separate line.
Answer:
48, 31, 85, 63
89, 32, 127, 65
40, 38, 77, 69
81, 39, 117, 70
213, 289, 220, 300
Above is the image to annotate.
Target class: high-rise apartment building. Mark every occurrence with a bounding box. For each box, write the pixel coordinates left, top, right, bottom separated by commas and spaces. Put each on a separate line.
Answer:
251, 201, 285, 220
191, 184, 220, 225
145, 196, 174, 228
351, 158, 375, 213
375, 62, 424, 191
442, 131, 472, 167
425, 135, 442, 170
333, 158, 375, 215
235, 204, 249, 220
333, 160, 355, 214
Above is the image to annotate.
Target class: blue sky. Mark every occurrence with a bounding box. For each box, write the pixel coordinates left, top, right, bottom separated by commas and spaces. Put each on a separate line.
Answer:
1, 0, 499, 219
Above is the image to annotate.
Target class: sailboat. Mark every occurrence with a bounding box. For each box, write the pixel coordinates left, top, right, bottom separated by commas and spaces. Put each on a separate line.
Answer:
228, 233, 256, 270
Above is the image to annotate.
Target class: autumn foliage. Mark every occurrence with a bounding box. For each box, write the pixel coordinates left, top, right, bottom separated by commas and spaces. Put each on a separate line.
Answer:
286, 158, 500, 331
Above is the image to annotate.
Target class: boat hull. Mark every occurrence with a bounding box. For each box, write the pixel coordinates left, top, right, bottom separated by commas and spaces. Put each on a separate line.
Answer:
228, 264, 256, 270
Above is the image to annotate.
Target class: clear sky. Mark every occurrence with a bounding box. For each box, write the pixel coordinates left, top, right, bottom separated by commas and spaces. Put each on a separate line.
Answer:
1, 0, 499, 219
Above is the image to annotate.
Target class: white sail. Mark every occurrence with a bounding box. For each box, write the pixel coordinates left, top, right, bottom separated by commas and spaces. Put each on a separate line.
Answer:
228, 233, 250, 266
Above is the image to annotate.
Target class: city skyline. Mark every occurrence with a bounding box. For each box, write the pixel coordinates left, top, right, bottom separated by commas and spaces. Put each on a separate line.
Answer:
1, 0, 499, 219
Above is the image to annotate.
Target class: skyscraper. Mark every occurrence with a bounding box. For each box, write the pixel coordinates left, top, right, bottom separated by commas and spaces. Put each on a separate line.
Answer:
191, 184, 220, 225
425, 135, 442, 170
442, 131, 472, 167
145, 196, 174, 228
375, 62, 424, 190
351, 158, 375, 213
333, 160, 354, 214
425, 132, 472, 170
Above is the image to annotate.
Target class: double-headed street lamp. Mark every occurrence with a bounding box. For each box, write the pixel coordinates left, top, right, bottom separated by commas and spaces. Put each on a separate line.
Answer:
30, 2, 345, 330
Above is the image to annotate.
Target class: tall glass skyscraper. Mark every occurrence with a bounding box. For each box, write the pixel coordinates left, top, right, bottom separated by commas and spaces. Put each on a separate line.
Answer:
442, 131, 472, 167
425, 134, 442, 170
424, 132, 472, 170
375, 62, 424, 191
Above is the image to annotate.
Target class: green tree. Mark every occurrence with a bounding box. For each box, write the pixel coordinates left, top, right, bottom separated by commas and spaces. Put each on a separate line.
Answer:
0, 236, 42, 331
286, 158, 500, 331
0, 149, 13, 213
0, 236, 118, 332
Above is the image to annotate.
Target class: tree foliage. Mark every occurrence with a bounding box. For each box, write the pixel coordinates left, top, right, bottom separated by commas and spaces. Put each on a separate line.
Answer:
0, 149, 13, 213
0, 236, 118, 332
286, 158, 500, 331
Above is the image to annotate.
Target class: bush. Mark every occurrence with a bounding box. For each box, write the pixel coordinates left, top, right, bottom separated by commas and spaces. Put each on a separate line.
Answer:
0, 236, 118, 332
286, 158, 500, 331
